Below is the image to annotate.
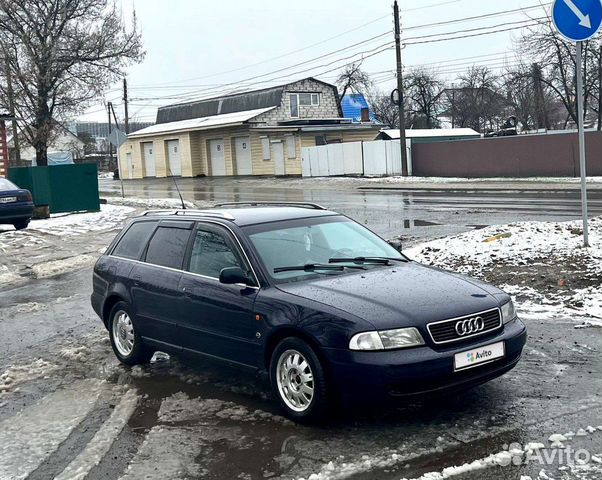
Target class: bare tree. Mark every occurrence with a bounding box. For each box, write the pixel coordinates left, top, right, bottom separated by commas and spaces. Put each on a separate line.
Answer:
517, 21, 601, 128
0, 0, 144, 166
336, 62, 372, 107
405, 68, 444, 128
445, 66, 507, 132
503, 63, 560, 131
367, 89, 400, 128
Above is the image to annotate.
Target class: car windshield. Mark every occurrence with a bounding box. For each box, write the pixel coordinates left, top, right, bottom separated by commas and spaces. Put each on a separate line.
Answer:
0, 178, 18, 190
246, 216, 404, 284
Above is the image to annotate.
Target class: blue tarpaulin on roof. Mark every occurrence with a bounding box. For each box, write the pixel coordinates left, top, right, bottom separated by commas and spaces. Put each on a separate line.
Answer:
341, 94, 376, 123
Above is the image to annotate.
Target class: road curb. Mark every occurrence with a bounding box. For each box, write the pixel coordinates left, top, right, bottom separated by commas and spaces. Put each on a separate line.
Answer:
357, 184, 602, 193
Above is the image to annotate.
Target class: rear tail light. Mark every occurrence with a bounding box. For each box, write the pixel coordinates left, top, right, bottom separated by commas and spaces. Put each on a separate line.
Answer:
18, 191, 32, 202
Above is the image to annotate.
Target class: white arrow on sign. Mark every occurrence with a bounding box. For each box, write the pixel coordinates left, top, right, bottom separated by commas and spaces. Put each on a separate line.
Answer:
563, 0, 592, 28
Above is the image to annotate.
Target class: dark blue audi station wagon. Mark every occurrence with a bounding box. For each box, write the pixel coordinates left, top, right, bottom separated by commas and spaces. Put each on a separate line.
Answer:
91, 203, 527, 422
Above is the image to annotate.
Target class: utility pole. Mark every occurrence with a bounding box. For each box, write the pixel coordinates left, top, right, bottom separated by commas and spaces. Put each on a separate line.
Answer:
123, 78, 130, 134
393, 0, 408, 176
3, 55, 20, 165
107, 101, 114, 169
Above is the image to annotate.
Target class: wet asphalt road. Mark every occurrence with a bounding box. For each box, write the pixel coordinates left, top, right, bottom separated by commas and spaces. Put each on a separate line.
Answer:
0, 178, 601, 480
99, 177, 602, 243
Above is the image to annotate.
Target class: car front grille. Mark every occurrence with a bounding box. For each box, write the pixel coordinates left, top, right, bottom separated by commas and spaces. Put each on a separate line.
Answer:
427, 308, 502, 345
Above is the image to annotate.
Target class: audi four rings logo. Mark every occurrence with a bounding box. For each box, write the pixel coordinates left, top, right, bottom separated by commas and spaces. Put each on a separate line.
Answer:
455, 316, 485, 336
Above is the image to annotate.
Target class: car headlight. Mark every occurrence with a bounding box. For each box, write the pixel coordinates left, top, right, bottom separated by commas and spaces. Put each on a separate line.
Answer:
501, 299, 517, 324
349, 327, 425, 351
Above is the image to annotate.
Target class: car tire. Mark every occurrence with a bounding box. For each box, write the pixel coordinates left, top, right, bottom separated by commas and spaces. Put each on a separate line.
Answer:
13, 219, 29, 230
269, 337, 331, 423
108, 301, 154, 366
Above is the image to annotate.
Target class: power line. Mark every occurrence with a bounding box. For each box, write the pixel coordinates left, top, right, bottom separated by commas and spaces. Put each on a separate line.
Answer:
402, 16, 547, 42
402, 3, 551, 32
132, 41, 394, 102
403, 20, 546, 46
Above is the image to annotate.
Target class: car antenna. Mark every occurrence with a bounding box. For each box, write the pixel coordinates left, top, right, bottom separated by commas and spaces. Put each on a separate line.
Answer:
168, 167, 187, 210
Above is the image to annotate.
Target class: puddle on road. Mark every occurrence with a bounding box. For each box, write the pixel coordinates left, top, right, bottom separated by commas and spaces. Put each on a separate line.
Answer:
403, 219, 442, 229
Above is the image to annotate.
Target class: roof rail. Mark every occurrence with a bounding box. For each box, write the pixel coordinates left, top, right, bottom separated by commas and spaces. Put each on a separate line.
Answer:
213, 201, 327, 210
140, 209, 235, 220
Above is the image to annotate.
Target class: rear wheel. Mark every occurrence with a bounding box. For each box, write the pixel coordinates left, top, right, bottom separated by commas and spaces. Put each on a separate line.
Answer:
13, 219, 29, 230
108, 301, 153, 365
270, 337, 331, 423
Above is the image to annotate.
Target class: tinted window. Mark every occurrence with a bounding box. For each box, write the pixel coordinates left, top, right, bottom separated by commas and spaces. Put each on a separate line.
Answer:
0, 178, 18, 190
189, 229, 248, 280
112, 221, 157, 260
145, 227, 191, 270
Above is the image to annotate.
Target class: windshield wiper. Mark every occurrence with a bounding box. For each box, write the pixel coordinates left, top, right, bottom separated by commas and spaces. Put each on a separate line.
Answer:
274, 263, 365, 274
328, 256, 408, 265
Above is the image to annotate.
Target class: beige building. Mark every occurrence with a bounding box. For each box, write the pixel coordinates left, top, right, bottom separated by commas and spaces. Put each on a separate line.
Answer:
118, 78, 380, 178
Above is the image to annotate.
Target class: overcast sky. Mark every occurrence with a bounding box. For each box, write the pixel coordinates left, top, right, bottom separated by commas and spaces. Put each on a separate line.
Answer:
80, 0, 551, 124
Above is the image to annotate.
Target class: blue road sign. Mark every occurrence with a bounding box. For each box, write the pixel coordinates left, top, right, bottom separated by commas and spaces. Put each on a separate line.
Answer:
552, 0, 602, 41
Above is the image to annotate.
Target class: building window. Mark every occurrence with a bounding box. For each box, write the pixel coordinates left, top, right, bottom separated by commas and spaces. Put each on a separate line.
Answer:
290, 95, 299, 118
289, 92, 320, 117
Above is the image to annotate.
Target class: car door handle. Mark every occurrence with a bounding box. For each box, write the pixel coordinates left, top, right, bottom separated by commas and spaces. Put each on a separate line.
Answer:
133, 274, 142, 286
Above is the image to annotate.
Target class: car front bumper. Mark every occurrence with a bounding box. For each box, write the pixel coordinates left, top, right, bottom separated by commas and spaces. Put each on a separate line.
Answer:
0, 202, 34, 223
323, 317, 527, 402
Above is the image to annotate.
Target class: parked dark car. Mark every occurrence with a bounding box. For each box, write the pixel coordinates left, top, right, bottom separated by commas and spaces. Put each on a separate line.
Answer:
91, 203, 527, 422
0, 177, 34, 230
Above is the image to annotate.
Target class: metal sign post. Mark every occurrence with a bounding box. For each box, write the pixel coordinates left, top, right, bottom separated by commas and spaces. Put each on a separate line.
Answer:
575, 42, 590, 246
552, 0, 602, 247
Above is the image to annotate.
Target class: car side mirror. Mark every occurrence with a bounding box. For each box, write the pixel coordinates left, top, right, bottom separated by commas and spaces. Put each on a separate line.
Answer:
219, 266, 248, 286
387, 238, 403, 253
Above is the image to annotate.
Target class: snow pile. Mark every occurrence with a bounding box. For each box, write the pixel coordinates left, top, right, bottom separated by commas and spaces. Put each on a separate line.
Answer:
104, 196, 202, 210
31, 254, 96, 279
405, 216, 602, 323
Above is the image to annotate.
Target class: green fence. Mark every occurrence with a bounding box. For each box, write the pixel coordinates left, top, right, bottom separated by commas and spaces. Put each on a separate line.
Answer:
8, 163, 100, 214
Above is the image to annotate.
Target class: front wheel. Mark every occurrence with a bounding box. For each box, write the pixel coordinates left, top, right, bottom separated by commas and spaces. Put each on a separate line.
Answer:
108, 301, 153, 365
269, 337, 331, 423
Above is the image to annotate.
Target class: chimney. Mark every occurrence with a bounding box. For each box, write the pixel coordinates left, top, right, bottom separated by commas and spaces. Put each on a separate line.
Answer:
360, 107, 370, 123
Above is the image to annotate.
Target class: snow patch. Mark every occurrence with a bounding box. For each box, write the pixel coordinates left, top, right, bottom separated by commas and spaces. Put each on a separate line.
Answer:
118, 426, 204, 480
157, 392, 290, 424
55, 389, 139, 480
0, 379, 104, 480
32, 254, 96, 278
105, 196, 200, 210
0, 359, 59, 396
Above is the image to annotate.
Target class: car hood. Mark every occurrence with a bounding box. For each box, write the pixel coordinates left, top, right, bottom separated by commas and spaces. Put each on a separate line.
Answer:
275, 262, 506, 330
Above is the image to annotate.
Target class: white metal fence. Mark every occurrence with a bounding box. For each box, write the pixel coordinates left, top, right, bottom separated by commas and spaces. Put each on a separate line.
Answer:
301, 140, 412, 177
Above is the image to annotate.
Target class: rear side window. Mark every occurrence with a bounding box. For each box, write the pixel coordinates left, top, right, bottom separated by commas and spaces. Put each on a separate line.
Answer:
112, 221, 157, 260
145, 226, 191, 270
